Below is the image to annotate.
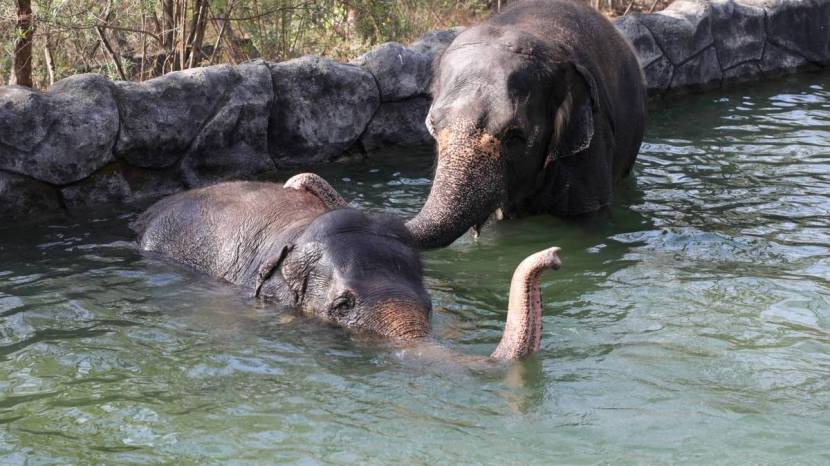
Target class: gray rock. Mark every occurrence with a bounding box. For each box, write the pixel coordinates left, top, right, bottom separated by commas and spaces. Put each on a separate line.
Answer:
670, 45, 723, 90
744, 0, 830, 64
722, 61, 764, 83
114, 64, 259, 168
614, 15, 664, 68
711, 0, 766, 70
0, 170, 63, 219
640, 0, 714, 65
0, 74, 118, 185
409, 27, 465, 58
268, 56, 379, 164
644, 55, 675, 92
0, 86, 49, 152
60, 164, 132, 210
120, 163, 185, 201
181, 62, 276, 187
760, 41, 812, 75
360, 97, 433, 152
352, 42, 432, 101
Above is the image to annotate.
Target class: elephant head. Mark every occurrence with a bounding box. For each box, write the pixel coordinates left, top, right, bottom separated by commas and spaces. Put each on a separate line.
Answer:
407, 26, 609, 249
259, 208, 433, 340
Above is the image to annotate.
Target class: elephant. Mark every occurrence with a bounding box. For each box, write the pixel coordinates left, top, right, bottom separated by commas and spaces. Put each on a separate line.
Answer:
132, 173, 562, 361
406, 0, 647, 249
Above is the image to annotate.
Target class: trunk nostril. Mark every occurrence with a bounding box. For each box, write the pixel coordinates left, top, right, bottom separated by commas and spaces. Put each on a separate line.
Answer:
394, 328, 430, 340
364, 301, 431, 340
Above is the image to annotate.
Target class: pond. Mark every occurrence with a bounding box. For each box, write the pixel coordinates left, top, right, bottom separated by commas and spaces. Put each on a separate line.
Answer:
1, 71, 829, 464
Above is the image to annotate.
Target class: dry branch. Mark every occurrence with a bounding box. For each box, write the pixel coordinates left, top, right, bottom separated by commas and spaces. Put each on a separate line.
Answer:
94, 1, 128, 80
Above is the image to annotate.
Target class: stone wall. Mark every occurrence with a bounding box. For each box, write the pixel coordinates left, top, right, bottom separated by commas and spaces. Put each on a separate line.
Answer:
616, 0, 830, 93
1, 0, 828, 220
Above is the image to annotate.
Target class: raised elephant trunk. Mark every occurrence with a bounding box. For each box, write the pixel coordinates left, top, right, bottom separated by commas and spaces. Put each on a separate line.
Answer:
491, 247, 561, 360
406, 124, 506, 250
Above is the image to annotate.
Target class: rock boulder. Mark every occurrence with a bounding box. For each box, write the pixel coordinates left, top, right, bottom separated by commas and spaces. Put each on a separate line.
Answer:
180, 62, 276, 186
0, 74, 118, 185
0, 171, 64, 219
352, 42, 433, 101
268, 56, 379, 164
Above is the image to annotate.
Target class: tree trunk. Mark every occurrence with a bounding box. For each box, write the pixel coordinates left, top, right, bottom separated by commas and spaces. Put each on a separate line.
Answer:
346, 7, 358, 41
178, 0, 188, 70
161, 0, 175, 50
140, 4, 148, 80
187, 0, 208, 68
11, 0, 34, 88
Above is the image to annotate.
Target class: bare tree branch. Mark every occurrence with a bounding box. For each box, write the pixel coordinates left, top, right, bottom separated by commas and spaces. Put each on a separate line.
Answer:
209, 0, 236, 65
43, 35, 55, 86
94, 1, 128, 80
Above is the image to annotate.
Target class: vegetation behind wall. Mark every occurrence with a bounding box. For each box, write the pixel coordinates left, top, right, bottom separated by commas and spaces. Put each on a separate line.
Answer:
0, 0, 668, 89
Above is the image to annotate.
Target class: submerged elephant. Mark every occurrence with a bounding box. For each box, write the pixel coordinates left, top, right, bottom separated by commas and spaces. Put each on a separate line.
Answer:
132, 173, 562, 361
407, 0, 647, 249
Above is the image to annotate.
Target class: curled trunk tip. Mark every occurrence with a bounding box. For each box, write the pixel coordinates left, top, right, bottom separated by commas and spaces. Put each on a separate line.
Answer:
520, 247, 562, 273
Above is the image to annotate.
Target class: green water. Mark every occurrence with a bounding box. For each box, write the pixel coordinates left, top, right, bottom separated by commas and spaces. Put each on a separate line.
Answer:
2, 72, 830, 464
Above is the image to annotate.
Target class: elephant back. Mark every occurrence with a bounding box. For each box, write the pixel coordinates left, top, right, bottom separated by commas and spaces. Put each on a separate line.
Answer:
133, 181, 330, 285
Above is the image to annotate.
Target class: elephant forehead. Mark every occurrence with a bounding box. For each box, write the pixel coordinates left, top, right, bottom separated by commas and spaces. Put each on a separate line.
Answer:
449, 25, 542, 57
441, 48, 515, 82
299, 212, 420, 268
328, 237, 422, 279
303, 211, 412, 247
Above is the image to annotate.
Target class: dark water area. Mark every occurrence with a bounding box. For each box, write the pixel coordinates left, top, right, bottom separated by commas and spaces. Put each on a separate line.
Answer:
1, 71, 829, 464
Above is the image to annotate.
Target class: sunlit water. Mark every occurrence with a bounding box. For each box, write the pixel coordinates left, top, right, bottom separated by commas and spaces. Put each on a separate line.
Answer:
1, 71, 829, 464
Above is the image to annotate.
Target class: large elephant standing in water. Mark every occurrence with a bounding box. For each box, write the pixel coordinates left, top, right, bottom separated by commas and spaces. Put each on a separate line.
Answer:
407, 0, 647, 249
133, 174, 562, 361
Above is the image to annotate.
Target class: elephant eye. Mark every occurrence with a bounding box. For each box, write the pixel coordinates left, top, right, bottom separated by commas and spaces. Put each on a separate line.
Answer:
503, 128, 525, 144
329, 291, 356, 318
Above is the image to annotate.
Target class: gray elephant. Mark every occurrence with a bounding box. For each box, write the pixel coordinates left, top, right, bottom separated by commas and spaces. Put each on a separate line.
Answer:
132, 173, 562, 361
407, 0, 647, 249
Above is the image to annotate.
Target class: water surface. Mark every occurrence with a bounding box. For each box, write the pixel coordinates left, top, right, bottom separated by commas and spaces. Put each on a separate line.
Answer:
1, 71, 829, 464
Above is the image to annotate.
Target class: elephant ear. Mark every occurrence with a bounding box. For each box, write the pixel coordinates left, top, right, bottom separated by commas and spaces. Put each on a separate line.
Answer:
547, 63, 603, 162
253, 244, 293, 299
278, 241, 325, 307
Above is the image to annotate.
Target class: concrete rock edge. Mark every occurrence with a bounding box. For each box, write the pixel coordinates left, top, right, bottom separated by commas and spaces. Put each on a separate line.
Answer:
0, 2, 827, 219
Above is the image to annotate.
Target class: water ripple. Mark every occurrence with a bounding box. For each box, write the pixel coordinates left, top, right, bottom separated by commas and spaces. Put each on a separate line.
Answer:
0, 73, 828, 463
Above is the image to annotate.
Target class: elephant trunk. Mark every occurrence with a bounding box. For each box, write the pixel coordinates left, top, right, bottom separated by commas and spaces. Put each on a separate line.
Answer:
491, 247, 561, 360
364, 300, 431, 340
406, 124, 505, 250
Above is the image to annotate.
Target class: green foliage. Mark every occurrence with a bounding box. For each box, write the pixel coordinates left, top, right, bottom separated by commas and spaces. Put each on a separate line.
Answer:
226, 0, 492, 60
0, 0, 495, 87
